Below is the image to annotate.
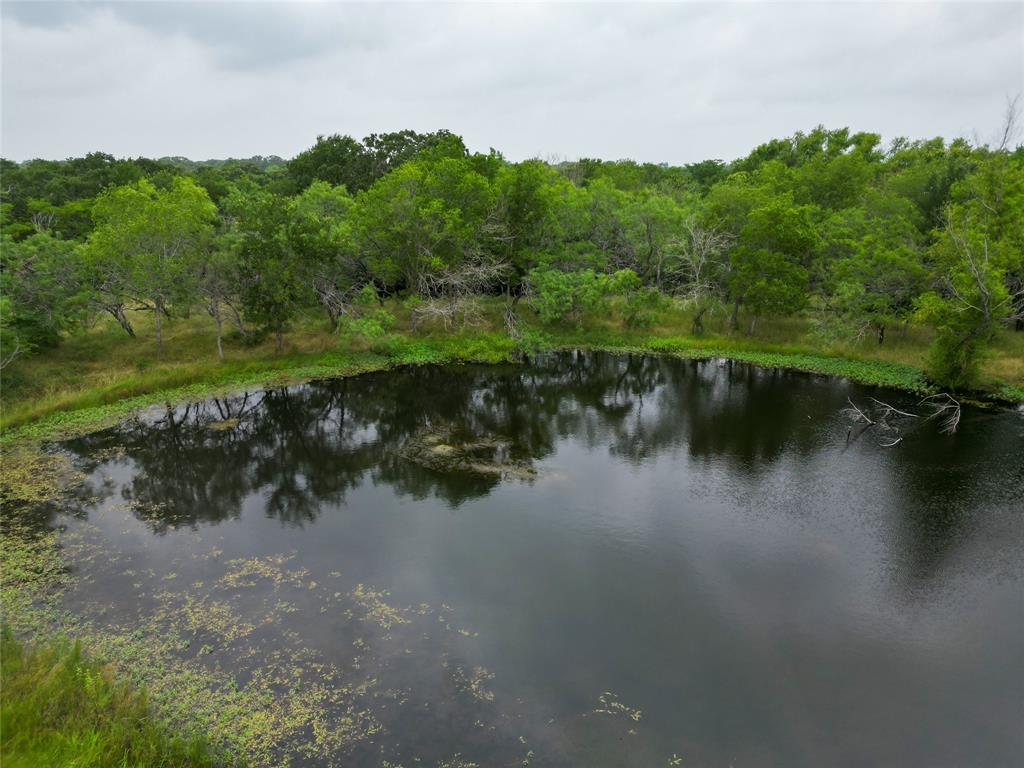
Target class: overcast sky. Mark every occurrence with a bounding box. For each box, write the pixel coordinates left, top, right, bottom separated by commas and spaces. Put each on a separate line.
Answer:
2, 1, 1021, 164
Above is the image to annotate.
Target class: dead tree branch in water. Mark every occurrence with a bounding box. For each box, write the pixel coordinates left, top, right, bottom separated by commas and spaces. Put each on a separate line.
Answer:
842, 398, 875, 426
841, 395, 934, 448
920, 393, 962, 434
841, 392, 962, 448
868, 398, 918, 420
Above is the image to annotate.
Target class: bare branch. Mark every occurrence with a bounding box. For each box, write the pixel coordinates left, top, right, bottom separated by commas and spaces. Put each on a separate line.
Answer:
996, 93, 1022, 152
919, 393, 962, 434
842, 397, 875, 425
868, 398, 918, 419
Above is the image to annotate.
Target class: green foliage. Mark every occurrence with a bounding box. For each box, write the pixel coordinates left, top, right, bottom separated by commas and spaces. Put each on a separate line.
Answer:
223, 182, 309, 346
83, 177, 216, 350
342, 309, 396, 340
0, 628, 222, 768
514, 328, 554, 357
2, 122, 1023, 393
354, 157, 494, 291
622, 284, 670, 329
915, 153, 1024, 387
0, 232, 83, 352
287, 130, 467, 193
528, 267, 608, 326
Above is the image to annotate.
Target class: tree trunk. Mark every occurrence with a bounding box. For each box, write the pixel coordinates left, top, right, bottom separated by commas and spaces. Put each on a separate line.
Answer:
877, 324, 885, 344
748, 314, 758, 336
275, 326, 284, 352
154, 298, 163, 357
110, 305, 136, 337
691, 306, 706, 335
730, 298, 741, 331
326, 302, 339, 329
229, 304, 248, 338
215, 314, 224, 361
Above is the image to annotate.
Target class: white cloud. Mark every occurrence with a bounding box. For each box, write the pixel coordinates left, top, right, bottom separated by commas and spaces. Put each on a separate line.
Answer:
2, 1, 1021, 163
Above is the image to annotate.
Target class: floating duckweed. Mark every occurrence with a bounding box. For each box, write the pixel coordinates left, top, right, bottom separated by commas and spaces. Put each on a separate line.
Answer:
593, 691, 642, 722
451, 664, 496, 703
350, 583, 411, 630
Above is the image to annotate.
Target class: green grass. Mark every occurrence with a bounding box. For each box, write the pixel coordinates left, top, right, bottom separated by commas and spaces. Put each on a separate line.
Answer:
0, 628, 227, 768
2, 298, 1022, 440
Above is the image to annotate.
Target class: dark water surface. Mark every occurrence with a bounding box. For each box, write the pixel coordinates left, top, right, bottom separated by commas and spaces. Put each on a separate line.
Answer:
56, 352, 1024, 767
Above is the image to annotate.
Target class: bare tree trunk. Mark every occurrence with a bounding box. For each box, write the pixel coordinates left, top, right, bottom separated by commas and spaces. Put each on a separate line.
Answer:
748, 314, 758, 336
877, 324, 885, 344
730, 298, 741, 331
154, 298, 163, 356
215, 314, 224, 361
275, 326, 284, 352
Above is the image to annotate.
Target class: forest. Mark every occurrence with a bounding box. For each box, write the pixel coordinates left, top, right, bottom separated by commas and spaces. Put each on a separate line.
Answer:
2, 121, 1022, 402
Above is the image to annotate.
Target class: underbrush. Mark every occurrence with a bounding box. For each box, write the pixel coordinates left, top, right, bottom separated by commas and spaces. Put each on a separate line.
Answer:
0, 628, 226, 768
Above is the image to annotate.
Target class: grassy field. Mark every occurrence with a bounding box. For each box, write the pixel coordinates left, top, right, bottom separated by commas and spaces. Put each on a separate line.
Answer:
0, 628, 225, 768
2, 299, 1022, 436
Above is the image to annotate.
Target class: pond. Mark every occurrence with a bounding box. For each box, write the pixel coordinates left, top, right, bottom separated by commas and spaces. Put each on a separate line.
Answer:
50, 351, 1024, 767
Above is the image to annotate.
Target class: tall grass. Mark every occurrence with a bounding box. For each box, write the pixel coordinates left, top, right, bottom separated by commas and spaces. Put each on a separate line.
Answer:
0, 628, 228, 767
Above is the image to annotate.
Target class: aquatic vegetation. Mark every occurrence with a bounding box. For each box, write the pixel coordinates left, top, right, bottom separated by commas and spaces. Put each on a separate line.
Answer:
218, 555, 309, 590
207, 418, 240, 431
592, 691, 643, 723
448, 663, 496, 703
399, 426, 537, 480
0, 489, 542, 767
348, 583, 411, 630
0, 444, 82, 507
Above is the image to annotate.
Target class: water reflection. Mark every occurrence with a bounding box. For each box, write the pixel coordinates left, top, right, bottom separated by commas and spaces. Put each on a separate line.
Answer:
50, 351, 1024, 767
66, 351, 1021, 537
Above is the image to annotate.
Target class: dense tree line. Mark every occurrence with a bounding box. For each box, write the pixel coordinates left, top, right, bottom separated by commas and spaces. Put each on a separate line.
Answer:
1, 124, 1022, 386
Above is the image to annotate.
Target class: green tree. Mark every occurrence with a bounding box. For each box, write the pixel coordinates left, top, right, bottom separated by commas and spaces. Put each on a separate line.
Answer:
728, 198, 817, 333
917, 155, 1024, 386
85, 177, 215, 353
0, 231, 83, 355
353, 157, 496, 294
289, 181, 362, 325
223, 182, 308, 351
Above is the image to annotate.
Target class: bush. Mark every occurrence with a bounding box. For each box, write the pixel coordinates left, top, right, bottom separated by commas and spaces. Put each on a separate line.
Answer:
514, 328, 553, 357
527, 268, 609, 327
622, 285, 669, 329
338, 287, 395, 340
926, 330, 985, 389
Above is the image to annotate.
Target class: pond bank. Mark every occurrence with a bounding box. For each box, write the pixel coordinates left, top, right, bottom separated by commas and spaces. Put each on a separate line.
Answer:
2, 330, 1020, 449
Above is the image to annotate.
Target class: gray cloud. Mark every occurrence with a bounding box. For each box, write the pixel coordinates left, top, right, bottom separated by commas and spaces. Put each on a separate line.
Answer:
2, 1, 1021, 163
